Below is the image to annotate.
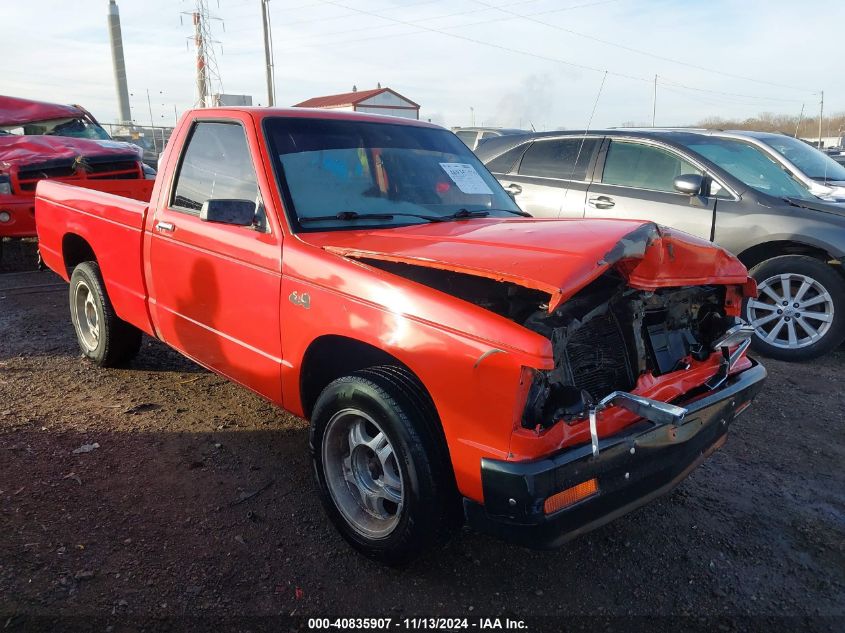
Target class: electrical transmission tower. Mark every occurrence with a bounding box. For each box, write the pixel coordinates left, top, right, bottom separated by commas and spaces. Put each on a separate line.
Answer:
182, 0, 224, 108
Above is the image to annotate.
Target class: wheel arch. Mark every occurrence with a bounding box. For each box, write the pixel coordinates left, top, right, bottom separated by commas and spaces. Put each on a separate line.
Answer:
62, 233, 97, 276
299, 334, 436, 421
737, 240, 843, 277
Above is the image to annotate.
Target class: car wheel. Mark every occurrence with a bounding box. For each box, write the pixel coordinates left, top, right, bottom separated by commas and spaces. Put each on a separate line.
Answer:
310, 365, 457, 565
745, 255, 845, 361
69, 261, 142, 367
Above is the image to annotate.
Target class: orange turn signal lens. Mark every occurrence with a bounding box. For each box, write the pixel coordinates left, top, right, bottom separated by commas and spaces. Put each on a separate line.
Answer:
543, 478, 599, 515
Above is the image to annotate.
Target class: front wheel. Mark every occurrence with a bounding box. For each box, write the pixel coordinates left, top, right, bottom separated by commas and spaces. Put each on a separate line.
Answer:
745, 255, 845, 361
310, 366, 457, 565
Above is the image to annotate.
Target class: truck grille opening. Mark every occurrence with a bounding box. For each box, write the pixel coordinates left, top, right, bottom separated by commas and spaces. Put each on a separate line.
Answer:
564, 310, 634, 401
522, 274, 729, 429
14, 157, 141, 193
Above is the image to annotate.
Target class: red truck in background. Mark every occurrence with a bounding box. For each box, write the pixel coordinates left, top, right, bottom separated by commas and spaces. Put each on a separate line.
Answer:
0, 95, 151, 247
35, 107, 766, 564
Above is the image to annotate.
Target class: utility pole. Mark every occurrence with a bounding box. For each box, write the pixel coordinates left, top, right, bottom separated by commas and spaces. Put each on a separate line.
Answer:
261, 0, 275, 106
146, 89, 158, 153
818, 90, 824, 149
652, 74, 657, 127
794, 103, 804, 138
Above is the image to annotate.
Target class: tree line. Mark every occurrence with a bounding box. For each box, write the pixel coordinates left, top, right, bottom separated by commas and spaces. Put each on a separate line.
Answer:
696, 112, 845, 139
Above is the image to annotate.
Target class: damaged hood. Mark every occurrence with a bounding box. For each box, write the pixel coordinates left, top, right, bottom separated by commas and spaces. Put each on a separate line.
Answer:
0, 135, 142, 170
0, 95, 82, 127
300, 219, 748, 311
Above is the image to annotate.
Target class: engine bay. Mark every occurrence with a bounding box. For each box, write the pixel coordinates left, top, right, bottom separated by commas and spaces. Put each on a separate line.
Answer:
357, 258, 736, 428
520, 273, 731, 428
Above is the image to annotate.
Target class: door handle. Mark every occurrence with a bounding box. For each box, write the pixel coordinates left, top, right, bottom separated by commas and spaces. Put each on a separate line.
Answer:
155, 221, 175, 233
504, 183, 522, 195
588, 196, 615, 210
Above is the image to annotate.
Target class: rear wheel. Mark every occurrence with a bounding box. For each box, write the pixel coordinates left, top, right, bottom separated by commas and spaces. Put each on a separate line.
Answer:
310, 366, 457, 565
745, 255, 845, 361
69, 261, 142, 367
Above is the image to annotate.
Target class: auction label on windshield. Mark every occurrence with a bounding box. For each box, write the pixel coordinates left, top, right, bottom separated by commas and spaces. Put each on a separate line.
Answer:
439, 163, 494, 195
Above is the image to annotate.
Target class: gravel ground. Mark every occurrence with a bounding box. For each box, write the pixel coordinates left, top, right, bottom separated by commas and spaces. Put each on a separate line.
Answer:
0, 241, 843, 631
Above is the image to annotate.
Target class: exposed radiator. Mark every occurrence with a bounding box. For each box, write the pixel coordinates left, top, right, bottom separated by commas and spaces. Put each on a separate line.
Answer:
564, 311, 635, 401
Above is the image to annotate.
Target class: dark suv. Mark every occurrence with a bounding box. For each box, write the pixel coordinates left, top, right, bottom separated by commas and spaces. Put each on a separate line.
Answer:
476, 130, 845, 361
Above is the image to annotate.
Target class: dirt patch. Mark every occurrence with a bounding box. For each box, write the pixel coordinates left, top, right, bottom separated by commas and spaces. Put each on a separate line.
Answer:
0, 239, 40, 275
0, 270, 843, 628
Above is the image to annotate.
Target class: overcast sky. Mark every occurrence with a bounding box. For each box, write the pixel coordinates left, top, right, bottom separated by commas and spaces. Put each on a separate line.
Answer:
3, 0, 841, 131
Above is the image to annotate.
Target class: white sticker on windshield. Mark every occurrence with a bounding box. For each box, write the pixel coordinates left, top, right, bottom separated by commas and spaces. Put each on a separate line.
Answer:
439, 163, 493, 195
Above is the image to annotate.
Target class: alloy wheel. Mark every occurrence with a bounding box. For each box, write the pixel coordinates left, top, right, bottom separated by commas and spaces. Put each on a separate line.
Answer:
746, 273, 834, 350
321, 408, 404, 539
74, 280, 100, 352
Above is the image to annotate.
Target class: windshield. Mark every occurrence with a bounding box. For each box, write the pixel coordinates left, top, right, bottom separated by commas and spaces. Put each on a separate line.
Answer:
757, 135, 845, 182
677, 136, 817, 200
0, 116, 111, 141
264, 117, 521, 230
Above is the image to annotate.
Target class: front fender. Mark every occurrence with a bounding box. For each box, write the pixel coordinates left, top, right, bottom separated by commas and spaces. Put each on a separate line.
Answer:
279, 242, 553, 502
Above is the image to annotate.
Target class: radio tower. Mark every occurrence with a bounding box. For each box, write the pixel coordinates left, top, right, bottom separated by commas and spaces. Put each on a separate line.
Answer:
183, 0, 224, 108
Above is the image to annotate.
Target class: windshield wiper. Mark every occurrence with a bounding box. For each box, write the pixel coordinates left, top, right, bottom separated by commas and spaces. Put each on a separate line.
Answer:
490, 207, 532, 217
299, 207, 527, 225
441, 208, 489, 220
299, 210, 441, 224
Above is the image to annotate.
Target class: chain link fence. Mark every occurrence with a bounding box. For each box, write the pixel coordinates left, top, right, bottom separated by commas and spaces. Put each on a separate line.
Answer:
101, 123, 175, 167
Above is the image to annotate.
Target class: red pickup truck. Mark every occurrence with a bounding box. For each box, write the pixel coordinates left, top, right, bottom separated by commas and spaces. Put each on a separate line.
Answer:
0, 95, 151, 245
36, 107, 766, 564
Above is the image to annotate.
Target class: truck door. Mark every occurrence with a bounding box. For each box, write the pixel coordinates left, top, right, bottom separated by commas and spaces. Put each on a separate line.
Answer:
497, 136, 601, 218
145, 117, 284, 402
585, 139, 716, 240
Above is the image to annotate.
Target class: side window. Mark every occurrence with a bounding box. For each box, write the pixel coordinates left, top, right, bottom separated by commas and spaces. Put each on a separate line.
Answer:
171, 121, 264, 229
602, 141, 702, 193
455, 131, 478, 148
709, 179, 733, 199
517, 138, 600, 180
485, 144, 529, 174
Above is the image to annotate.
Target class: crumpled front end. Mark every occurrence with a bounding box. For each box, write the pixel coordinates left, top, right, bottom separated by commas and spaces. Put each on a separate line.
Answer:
515, 273, 755, 452
459, 224, 767, 546
466, 358, 766, 548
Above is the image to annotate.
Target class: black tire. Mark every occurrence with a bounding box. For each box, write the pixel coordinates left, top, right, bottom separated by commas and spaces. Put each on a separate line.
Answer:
310, 365, 458, 565
744, 255, 845, 361
69, 261, 142, 367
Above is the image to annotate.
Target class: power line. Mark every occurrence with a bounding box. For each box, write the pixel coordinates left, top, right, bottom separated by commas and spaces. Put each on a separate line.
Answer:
276, 0, 617, 45
658, 77, 804, 104
470, 0, 815, 94
305, 1, 807, 107
282, 0, 464, 28
656, 84, 778, 110
307, 1, 648, 83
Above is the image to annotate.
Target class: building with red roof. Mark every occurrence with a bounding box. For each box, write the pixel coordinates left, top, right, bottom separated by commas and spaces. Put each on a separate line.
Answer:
293, 86, 420, 120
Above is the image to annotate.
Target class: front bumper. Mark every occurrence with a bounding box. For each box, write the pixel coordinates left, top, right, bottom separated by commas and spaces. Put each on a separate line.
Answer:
0, 198, 37, 238
464, 359, 767, 548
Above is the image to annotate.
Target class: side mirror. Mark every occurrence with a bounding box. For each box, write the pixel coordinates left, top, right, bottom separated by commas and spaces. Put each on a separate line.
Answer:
200, 199, 256, 226
673, 174, 704, 195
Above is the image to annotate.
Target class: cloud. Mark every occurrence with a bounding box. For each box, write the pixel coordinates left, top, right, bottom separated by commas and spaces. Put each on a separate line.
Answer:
492, 74, 556, 130
1, 0, 841, 128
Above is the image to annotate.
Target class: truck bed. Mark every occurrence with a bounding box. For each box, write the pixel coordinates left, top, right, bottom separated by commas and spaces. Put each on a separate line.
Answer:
35, 180, 155, 336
